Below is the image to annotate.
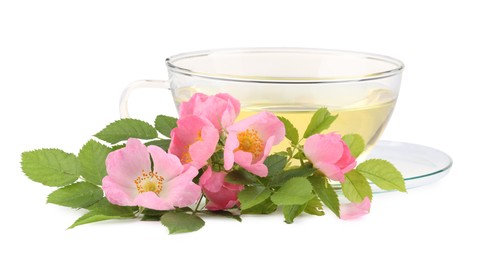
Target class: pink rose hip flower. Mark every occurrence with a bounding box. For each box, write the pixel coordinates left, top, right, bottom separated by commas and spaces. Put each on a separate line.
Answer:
199, 167, 244, 211
303, 133, 356, 182
224, 111, 285, 177
102, 138, 201, 210
179, 93, 240, 131
169, 115, 219, 169
340, 197, 371, 220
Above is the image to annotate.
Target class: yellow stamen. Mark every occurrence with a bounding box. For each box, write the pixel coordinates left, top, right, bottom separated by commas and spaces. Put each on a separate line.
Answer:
134, 170, 164, 194
236, 129, 264, 161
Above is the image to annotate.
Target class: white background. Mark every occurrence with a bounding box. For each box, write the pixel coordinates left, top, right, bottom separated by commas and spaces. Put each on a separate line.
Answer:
1, 0, 484, 259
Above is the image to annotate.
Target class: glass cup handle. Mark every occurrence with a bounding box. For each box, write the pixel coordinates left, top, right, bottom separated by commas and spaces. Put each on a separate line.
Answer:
119, 80, 170, 118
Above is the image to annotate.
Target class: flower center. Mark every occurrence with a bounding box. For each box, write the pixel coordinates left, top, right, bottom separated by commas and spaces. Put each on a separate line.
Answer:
134, 170, 164, 194
236, 129, 264, 160
180, 130, 203, 164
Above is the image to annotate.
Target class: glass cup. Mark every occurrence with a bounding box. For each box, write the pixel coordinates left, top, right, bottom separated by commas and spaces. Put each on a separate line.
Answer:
120, 48, 404, 155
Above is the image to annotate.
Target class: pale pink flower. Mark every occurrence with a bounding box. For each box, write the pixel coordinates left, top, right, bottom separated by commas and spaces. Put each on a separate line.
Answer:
179, 93, 240, 131
199, 167, 244, 211
303, 133, 356, 182
224, 111, 285, 177
340, 197, 371, 220
169, 115, 219, 169
102, 138, 201, 210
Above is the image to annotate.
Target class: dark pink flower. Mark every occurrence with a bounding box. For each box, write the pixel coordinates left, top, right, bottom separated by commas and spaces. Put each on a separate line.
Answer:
303, 133, 356, 182
199, 167, 244, 211
224, 111, 285, 177
179, 93, 240, 131
169, 115, 219, 169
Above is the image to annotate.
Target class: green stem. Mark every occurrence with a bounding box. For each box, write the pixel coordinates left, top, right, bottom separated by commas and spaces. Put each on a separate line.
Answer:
192, 194, 204, 215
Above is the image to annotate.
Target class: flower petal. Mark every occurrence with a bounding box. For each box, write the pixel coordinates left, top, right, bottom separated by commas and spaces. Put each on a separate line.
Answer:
199, 167, 224, 193
223, 132, 239, 170
105, 138, 151, 188
147, 145, 184, 182
134, 192, 173, 210
102, 175, 137, 206
234, 151, 268, 177
340, 197, 371, 220
158, 165, 201, 208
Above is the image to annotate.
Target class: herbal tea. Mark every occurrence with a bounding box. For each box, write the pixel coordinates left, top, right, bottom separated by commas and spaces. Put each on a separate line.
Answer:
237, 88, 396, 155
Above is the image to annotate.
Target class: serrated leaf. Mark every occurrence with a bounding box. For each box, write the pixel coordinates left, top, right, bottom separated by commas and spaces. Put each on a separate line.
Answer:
268, 166, 316, 187
264, 154, 287, 177
278, 116, 299, 145
94, 118, 158, 144
21, 149, 79, 187
342, 134, 365, 158
145, 139, 171, 151
78, 140, 111, 185
342, 170, 373, 203
238, 186, 272, 210
303, 108, 338, 138
308, 174, 340, 217
357, 159, 406, 192
68, 211, 132, 229
304, 196, 325, 216
155, 115, 178, 138
225, 170, 258, 185
241, 198, 277, 214
271, 177, 314, 205
47, 182, 103, 208
161, 212, 205, 234
283, 204, 307, 224
201, 210, 242, 222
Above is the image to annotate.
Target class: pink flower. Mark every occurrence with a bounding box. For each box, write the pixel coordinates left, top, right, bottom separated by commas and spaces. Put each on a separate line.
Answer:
179, 93, 240, 131
169, 115, 219, 169
303, 133, 356, 182
199, 167, 244, 211
224, 111, 285, 177
340, 197, 371, 220
102, 138, 201, 210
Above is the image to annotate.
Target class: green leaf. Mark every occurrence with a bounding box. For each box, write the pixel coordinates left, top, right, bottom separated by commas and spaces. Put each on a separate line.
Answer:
78, 140, 111, 185
283, 204, 307, 224
225, 170, 258, 185
161, 212, 205, 234
145, 139, 171, 151
87, 198, 137, 216
94, 118, 158, 144
47, 182, 103, 208
342, 134, 365, 158
69, 211, 132, 229
308, 174, 340, 217
241, 198, 277, 214
303, 108, 338, 138
155, 115, 178, 138
238, 186, 272, 210
278, 116, 299, 145
21, 149, 79, 187
268, 166, 316, 187
342, 170, 373, 203
271, 177, 314, 205
304, 196, 325, 216
357, 159, 406, 192
264, 154, 287, 177
201, 210, 242, 222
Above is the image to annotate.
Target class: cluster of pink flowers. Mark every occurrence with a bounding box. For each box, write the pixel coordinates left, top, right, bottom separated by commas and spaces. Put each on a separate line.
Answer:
101, 93, 370, 220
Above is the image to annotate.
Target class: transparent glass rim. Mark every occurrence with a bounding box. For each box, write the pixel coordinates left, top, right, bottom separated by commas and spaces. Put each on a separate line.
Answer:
165, 47, 405, 84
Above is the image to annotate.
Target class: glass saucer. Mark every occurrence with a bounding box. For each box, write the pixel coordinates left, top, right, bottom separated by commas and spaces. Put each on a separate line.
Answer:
334, 140, 453, 192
